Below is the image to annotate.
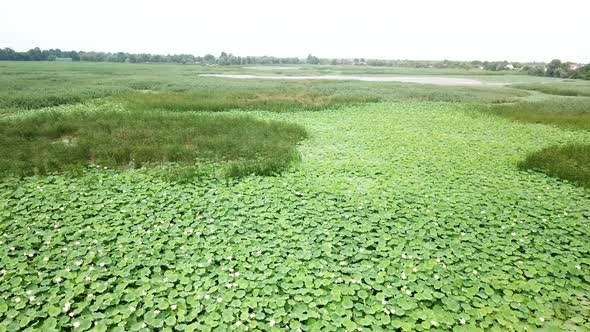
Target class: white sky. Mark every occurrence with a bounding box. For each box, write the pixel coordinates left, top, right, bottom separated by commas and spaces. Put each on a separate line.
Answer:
1, 0, 589, 63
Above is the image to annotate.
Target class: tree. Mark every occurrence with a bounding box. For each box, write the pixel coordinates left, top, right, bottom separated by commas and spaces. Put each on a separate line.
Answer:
545, 59, 562, 77
306, 54, 320, 65
577, 64, 590, 80
203, 54, 215, 64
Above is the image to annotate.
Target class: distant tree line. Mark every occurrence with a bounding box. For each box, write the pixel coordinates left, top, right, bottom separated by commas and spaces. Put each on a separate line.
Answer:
0, 47, 81, 61
0, 47, 302, 65
536, 59, 590, 79
1, 47, 589, 80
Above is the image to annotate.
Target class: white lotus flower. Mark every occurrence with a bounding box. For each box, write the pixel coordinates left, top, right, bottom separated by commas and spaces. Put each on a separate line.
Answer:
43, 257, 49, 262
430, 320, 438, 326
29, 296, 35, 302
412, 267, 418, 273
401, 272, 407, 280
236, 321, 242, 326
129, 306, 136, 312
381, 300, 387, 305
434, 274, 440, 280
73, 321, 80, 328
575, 265, 581, 270
14, 297, 21, 303
460, 318, 466, 325
269, 319, 276, 327
171, 304, 177, 310
154, 310, 160, 315
539, 317, 545, 323
250, 313, 256, 319
217, 297, 222, 303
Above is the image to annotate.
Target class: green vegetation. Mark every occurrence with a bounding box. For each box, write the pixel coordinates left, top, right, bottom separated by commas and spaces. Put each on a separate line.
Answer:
2, 103, 590, 331
0, 103, 306, 178
479, 98, 590, 130
519, 144, 590, 188
119, 91, 378, 113
0, 62, 527, 113
0, 62, 589, 331
513, 81, 590, 97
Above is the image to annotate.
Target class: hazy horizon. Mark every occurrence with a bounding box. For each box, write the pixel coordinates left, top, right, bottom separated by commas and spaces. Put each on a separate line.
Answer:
2, 0, 589, 63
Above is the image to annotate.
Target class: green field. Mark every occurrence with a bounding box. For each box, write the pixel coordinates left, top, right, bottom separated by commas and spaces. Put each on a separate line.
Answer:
1, 62, 589, 331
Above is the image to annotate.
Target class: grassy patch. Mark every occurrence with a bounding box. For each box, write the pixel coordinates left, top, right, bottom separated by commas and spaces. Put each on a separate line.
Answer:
118, 91, 378, 112
519, 144, 590, 188
479, 99, 590, 130
513, 81, 590, 97
0, 103, 307, 178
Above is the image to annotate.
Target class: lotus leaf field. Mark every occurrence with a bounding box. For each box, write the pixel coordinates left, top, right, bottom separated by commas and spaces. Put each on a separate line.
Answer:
1, 99, 590, 331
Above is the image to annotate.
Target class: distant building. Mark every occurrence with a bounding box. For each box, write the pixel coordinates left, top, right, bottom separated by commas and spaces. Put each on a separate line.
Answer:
55, 57, 72, 62
505, 64, 514, 70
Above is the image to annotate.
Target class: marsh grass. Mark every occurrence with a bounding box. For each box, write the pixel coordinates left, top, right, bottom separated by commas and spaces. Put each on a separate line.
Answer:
480, 99, 590, 130
514, 82, 590, 97
519, 144, 590, 188
0, 62, 528, 115
0, 108, 307, 178
117, 91, 379, 112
